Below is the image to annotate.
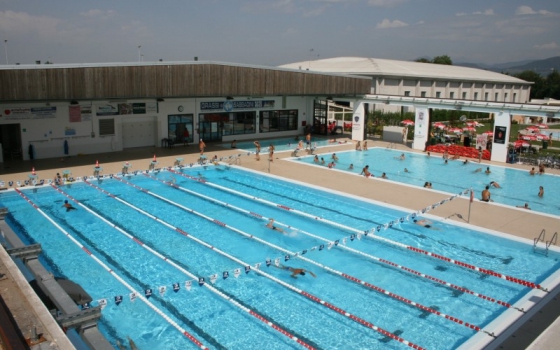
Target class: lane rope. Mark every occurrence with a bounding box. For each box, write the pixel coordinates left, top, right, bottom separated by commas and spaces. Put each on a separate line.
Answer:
149, 173, 522, 313
50, 183, 316, 350
84, 177, 426, 350
169, 169, 545, 291
14, 188, 207, 349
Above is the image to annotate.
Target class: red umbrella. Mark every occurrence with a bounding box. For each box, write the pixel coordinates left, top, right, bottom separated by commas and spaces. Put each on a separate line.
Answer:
522, 135, 537, 141
463, 126, 476, 132
448, 127, 463, 134
514, 140, 530, 147
401, 119, 415, 126
526, 126, 540, 131
482, 131, 493, 136
536, 134, 550, 140
433, 123, 446, 130
536, 123, 549, 129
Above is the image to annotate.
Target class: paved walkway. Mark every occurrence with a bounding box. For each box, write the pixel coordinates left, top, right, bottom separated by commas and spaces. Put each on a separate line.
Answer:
0, 137, 559, 349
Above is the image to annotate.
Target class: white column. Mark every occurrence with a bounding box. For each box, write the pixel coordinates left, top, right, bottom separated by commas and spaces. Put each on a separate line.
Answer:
490, 112, 511, 163
351, 101, 365, 141
412, 107, 429, 150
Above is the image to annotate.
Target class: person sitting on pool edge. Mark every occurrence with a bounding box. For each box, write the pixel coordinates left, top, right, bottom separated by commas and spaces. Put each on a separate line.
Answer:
360, 165, 373, 178
275, 264, 316, 278
517, 203, 531, 210
62, 200, 77, 212
481, 186, 491, 202
266, 218, 284, 233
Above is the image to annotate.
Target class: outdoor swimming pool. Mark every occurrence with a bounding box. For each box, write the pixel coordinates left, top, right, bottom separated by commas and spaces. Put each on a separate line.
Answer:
294, 147, 560, 216
224, 136, 347, 153
1, 165, 559, 349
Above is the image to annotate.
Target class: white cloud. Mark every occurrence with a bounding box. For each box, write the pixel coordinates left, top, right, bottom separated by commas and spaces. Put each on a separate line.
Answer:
534, 42, 559, 50
376, 19, 408, 29
455, 12, 467, 17
515, 6, 555, 16
368, 0, 407, 8
0, 10, 60, 38
472, 9, 494, 16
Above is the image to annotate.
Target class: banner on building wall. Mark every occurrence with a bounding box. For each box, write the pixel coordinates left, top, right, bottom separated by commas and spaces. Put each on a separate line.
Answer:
476, 134, 488, 150
351, 101, 364, 141
97, 103, 119, 116
118, 103, 133, 115
81, 105, 93, 121
69, 105, 82, 122
494, 126, 507, 144
1, 107, 57, 120
200, 100, 275, 111
412, 107, 429, 150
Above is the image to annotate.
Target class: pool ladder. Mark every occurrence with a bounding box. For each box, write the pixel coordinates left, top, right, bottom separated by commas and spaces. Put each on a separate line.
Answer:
533, 229, 557, 257
227, 156, 240, 165
386, 143, 397, 149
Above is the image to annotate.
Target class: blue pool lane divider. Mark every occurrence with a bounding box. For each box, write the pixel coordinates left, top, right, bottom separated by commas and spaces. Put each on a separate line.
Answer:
84, 176, 427, 350
139, 174, 500, 338
50, 184, 317, 350
169, 169, 546, 292
148, 173, 523, 314
14, 188, 208, 349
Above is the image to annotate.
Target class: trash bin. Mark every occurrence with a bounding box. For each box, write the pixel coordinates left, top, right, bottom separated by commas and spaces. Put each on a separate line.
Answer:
542, 141, 548, 150
430, 137, 436, 145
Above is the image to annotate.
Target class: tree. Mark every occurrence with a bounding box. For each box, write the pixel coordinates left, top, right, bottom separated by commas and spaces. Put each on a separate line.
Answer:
432, 55, 453, 65
514, 70, 545, 99
414, 57, 431, 63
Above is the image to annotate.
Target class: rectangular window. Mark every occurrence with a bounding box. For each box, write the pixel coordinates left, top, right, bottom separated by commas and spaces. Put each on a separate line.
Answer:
168, 114, 193, 144
449, 92, 455, 99
436, 91, 441, 98
513, 93, 517, 102
420, 91, 426, 98
462, 92, 467, 99
505, 93, 508, 101
99, 119, 115, 136
404, 91, 410, 97
259, 110, 298, 133
484, 92, 488, 101
474, 92, 478, 100
495, 92, 499, 101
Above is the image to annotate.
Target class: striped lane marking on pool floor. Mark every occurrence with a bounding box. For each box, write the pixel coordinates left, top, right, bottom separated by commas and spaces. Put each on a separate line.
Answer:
152, 173, 520, 312
16, 188, 208, 349
79, 180, 317, 350
169, 169, 545, 292
104, 175, 426, 350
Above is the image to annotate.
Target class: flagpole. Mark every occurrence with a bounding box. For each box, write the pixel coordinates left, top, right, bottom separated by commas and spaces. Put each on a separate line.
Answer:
468, 187, 473, 223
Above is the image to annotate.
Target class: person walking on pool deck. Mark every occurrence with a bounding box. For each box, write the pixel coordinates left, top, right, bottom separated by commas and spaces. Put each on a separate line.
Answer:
62, 200, 77, 212
254, 141, 261, 161
481, 186, 491, 202
266, 218, 284, 233
275, 264, 316, 278
199, 138, 206, 155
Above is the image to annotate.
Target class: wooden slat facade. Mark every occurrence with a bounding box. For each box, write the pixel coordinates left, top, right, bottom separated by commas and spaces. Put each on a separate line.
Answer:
0, 63, 371, 102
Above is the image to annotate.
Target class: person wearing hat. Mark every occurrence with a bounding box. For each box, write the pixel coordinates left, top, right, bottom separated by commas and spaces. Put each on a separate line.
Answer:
62, 200, 77, 212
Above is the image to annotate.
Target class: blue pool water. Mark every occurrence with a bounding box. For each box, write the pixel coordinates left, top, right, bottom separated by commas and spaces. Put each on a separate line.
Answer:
225, 136, 347, 153
1, 166, 559, 349
294, 147, 559, 216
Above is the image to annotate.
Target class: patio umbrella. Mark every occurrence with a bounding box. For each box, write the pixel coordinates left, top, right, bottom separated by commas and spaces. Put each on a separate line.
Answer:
448, 127, 463, 134
536, 134, 550, 141
463, 126, 476, 132
401, 119, 415, 126
521, 135, 537, 141
514, 140, 530, 148
433, 123, 446, 130
526, 126, 540, 131
536, 123, 549, 129
482, 131, 493, 136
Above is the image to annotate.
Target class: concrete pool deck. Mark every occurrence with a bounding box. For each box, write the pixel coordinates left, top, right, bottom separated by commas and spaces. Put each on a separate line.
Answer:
0, 136, 559, 349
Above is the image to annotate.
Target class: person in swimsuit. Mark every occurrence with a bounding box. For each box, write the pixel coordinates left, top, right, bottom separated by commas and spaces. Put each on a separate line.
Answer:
538, 186, 544, 197
481, 186, 491, 202
360, 165, 372, 178
275, 264, 316, 278
62, 200, 77, 212
254, 141, 261, 161
266, 218, 284, 233
489, 181, 501, 188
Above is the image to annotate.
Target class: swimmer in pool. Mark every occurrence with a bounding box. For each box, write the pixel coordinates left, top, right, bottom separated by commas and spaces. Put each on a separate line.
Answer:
266, 218, 285, 233
62, 200, 77, 212
275, 264, 316, 278
348, 164, 354, 170
517, 203, 531, 210
489, 181, 501, 188
413, 219, 439, 230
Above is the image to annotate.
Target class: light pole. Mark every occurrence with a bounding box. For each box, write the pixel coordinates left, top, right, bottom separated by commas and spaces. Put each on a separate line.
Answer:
137, 45, 142, 62
4, 40, 8, 65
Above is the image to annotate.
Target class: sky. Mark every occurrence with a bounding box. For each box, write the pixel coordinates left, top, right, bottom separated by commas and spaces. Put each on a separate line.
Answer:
0, 0, 559, 67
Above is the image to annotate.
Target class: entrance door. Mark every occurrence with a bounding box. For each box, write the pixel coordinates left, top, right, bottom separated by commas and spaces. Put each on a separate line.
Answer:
199, 114, 223, 142
0, 124, 23, 161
